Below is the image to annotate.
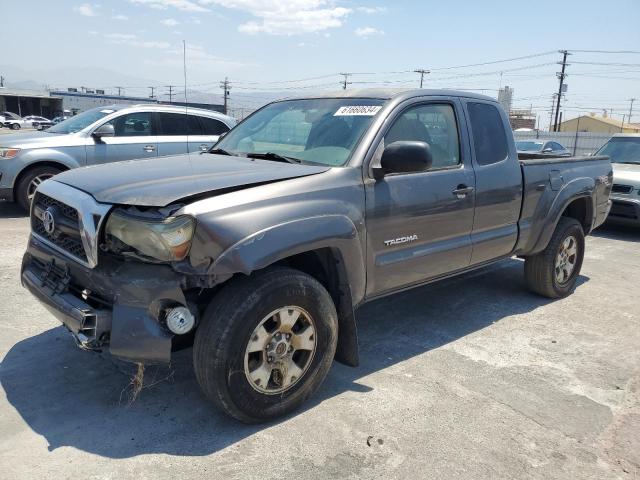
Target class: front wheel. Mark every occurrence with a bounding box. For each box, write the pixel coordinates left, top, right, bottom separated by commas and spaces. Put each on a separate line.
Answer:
15, 165, 62, 211
524, 217, 585, 298
193, 267, 338, 423
11, 123, 20, 130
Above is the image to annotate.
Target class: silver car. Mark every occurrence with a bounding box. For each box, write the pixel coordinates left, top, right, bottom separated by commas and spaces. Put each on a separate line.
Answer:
596, 133, 640, 227
515, 140, 572, 157
0, 104, 236, 210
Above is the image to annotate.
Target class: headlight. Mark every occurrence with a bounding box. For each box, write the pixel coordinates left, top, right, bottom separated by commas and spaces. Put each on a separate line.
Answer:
0, 147, 20, 159
105, 211, 195, 262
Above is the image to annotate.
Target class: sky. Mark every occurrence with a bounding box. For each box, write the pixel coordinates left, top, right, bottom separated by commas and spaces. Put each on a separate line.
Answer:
1, 0, 639, 124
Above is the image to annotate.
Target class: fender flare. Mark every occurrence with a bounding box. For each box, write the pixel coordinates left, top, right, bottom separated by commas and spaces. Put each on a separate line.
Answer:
212, 215, 366, 367
530, 177, 595, 254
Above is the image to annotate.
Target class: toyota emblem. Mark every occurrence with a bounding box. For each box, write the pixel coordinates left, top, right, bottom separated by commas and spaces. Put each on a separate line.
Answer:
42, 208, 56, 235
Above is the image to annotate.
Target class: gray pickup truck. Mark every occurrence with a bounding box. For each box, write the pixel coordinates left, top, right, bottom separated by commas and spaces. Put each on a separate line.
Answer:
21, 89, 612, 422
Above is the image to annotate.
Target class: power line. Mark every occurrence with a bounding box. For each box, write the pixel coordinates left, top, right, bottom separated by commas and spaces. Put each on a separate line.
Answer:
428, 51, 557, 71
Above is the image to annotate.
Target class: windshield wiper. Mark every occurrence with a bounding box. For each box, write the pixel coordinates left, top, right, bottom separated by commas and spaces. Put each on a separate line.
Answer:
208, 148, 233, 156
246, 152, 302, 164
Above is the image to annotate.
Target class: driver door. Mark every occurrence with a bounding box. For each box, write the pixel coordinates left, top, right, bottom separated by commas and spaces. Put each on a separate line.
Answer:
85, 111, 158, 165
364, 99, 476, 297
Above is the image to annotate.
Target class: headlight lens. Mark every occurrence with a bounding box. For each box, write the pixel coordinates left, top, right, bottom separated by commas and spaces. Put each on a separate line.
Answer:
0, 147, 20, 159
105, 211, 195, 262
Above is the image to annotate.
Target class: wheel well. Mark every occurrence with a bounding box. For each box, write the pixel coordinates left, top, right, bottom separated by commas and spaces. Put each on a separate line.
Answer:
276, 248, 359, 367
561, 197, 592, 233
277, 248, 343, 307
14, 161, 68, 193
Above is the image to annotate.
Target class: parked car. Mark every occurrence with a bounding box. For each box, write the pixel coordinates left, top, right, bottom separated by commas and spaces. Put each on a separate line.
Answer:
0, 104, 236, 210
2, 112, 28, 130
21, 89, 611, 422
595, 133, 640, 226
24, 115, 54, 130
516, 140, 572, 157
51, 116, 70, 124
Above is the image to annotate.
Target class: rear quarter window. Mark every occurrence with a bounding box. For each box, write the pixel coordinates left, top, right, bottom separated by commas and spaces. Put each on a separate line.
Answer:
467, 102, 509, 165
199, 116, 230, 136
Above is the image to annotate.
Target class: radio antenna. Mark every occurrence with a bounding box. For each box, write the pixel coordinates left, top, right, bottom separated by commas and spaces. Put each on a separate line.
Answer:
183, 39, 189, 154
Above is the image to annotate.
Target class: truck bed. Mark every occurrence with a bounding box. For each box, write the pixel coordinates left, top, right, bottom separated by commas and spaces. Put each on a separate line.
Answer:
515, 154, 612, 256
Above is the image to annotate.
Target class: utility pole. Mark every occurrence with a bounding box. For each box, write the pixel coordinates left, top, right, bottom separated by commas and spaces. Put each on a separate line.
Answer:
115, 86, 124, 96
148, 86, 156, 99
549, 94, 557, 132
553, 50, 571, 132
165, 85, 174, 103
628, 98, 636, 126
339, 72, 351, 90
414, 69, 430, 88
0, 75, 4, 87
220, 77, 230, 115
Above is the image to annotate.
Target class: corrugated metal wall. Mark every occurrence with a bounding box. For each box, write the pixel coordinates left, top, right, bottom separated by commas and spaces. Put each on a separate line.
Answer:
513, 131, 612, 156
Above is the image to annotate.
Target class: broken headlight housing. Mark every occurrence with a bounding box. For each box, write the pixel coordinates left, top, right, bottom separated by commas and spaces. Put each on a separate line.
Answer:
105, 211, 195, 262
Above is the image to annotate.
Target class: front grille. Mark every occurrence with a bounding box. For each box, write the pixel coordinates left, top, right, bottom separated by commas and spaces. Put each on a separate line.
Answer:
31, 193, 88, 262
611, 184, 633, 194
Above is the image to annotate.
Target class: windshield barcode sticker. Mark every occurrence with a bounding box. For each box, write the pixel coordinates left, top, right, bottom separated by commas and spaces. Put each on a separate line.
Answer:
334, 106, 382, 116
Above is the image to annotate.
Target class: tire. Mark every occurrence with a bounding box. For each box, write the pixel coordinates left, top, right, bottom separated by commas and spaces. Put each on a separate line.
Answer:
193, 267, 338, 423
15, 165, 62, 212
11, 123, 20, 130
524, 217, 585, 298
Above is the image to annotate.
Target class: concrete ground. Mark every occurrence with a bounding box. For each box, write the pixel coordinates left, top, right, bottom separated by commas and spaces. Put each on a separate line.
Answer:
0, 200, 638, 480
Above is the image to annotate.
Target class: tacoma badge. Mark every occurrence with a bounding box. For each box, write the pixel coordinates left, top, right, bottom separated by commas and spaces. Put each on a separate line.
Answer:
384, 234, 418, 247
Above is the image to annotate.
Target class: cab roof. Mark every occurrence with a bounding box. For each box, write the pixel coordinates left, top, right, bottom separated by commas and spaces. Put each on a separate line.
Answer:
285, 88, 498, 103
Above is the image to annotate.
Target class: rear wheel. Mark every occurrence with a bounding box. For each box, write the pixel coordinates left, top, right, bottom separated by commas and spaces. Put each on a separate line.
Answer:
524, 217, 585, 298
16, 165, 62, 211
193, 267, 338, 423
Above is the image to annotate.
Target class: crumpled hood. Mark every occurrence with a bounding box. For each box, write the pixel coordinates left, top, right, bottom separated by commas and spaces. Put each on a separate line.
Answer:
612, 163, 640, 186
52, 153, 330, 206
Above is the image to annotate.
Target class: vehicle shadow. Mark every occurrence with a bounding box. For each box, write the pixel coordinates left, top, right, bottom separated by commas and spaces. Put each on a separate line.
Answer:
592, 222, 640, 243
0, 258, 590, 458
0, 201, 27, 219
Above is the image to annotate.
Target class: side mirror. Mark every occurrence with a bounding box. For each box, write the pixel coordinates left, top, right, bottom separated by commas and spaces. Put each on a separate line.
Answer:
542, 147, 553, 153
92, 123, 115, 140
373, 141, 433, 180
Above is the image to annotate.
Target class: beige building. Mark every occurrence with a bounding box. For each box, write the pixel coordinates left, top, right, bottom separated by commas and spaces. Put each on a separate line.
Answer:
558, 114, 640, 134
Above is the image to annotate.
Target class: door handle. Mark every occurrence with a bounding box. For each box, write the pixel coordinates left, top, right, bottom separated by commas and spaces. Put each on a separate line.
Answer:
199, 144, 209, 151
452, 185, 474, 198
143, 145, 155, 152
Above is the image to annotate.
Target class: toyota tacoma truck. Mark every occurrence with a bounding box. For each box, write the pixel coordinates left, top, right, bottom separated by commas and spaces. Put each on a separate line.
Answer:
21, 89, 612, 423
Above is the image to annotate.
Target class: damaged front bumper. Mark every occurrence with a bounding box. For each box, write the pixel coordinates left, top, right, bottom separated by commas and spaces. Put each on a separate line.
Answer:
21, 235, 189, 364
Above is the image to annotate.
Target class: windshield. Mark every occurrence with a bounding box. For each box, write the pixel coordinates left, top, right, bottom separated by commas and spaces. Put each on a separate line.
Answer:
215, 98, 386, 166
515, 141, 543, 152
46, 107, 116, 134
596, 137, 640, 165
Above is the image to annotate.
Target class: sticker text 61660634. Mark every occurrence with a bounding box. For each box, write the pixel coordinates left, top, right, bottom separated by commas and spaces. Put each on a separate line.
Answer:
334, 106, 382, 116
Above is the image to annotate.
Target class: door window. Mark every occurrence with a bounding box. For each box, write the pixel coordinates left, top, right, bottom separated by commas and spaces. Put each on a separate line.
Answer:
157, 112, 203, 136
199, 116, 230, 136
106, 112, 153, 137
384, 103, 460, 168
467, 102, 509, 165
550, 142, 564, 151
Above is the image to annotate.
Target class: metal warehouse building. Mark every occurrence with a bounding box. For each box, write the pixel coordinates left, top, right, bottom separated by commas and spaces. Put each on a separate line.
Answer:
0, 87, 224, 118
50, 90, 225, 115
0, 88, 63, 117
